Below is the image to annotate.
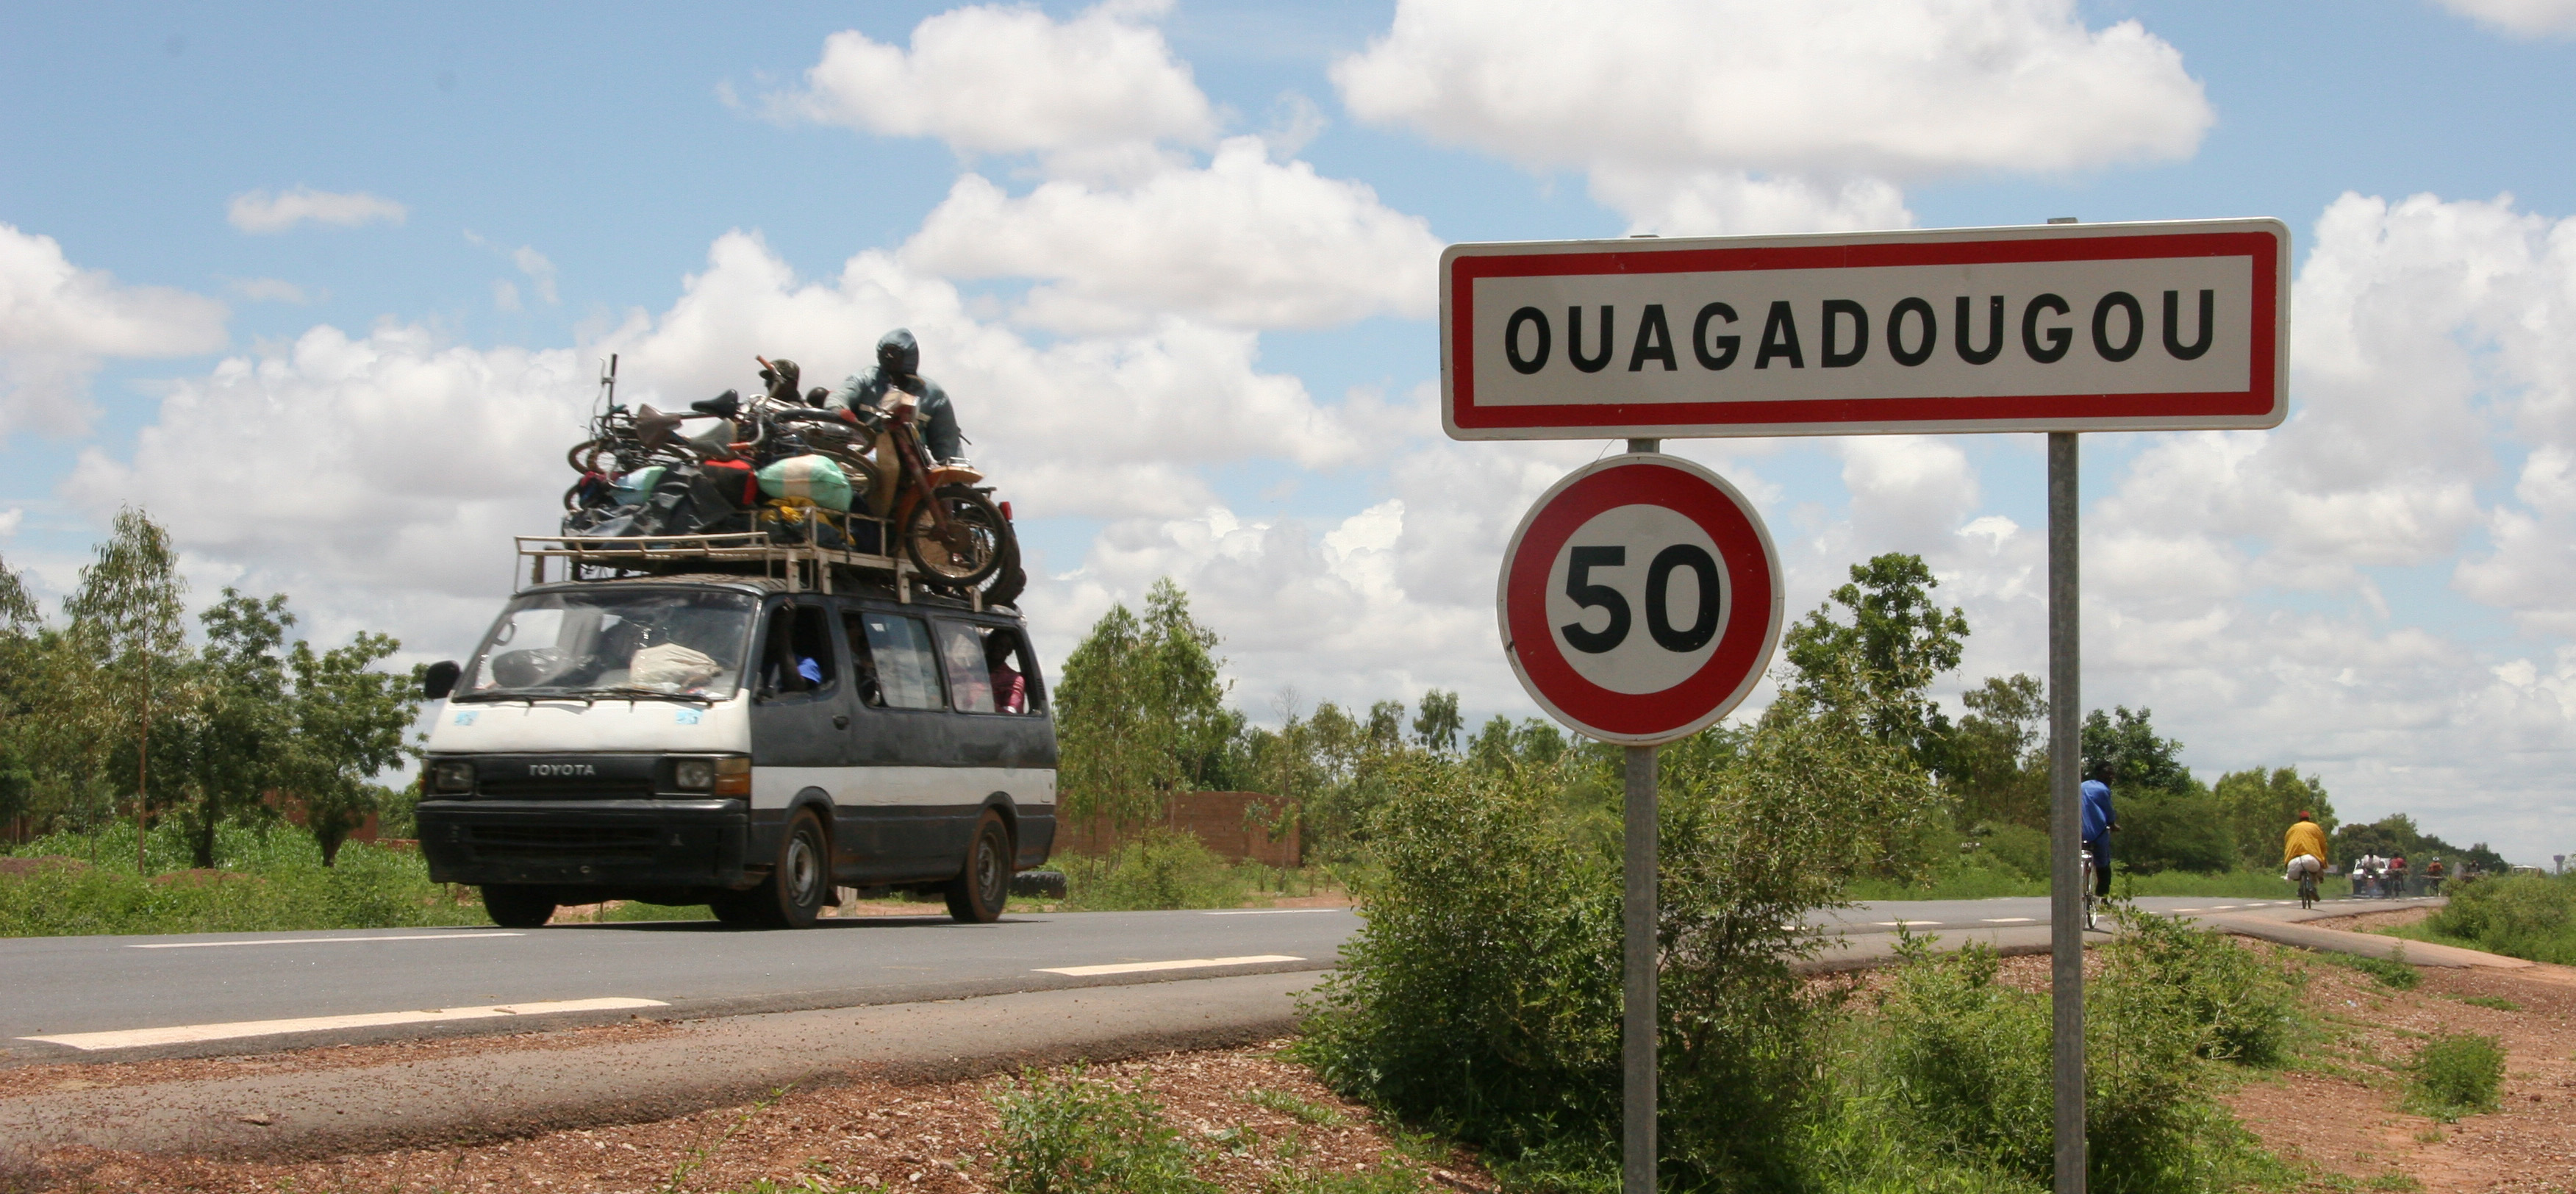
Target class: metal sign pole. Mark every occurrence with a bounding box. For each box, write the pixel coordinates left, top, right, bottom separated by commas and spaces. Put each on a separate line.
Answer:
1623, 741, 1659, 1194
1622, 435, 1662, 1194
2047, 432, 2086, 1193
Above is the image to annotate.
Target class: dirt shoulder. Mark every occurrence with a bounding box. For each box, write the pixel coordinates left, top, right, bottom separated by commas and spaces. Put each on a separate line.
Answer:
7, 1044, 1490, 1194
2224, 943, 2576, 1193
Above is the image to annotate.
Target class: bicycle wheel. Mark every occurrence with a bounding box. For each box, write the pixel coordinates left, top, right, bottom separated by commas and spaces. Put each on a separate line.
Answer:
904, 485, 1007, 587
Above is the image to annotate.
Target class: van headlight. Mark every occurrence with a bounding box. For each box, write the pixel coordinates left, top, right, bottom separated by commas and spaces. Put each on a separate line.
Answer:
673, 757, 716, 791
671, 756, 751, 797
430, 759, 476, 794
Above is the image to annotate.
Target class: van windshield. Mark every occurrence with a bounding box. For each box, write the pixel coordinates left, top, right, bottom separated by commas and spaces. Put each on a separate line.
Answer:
457, 588, 758, 701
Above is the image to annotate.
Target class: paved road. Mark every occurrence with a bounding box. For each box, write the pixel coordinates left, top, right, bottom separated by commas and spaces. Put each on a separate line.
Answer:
2, 895, 2435, 1065
0, 908, 1357, 1064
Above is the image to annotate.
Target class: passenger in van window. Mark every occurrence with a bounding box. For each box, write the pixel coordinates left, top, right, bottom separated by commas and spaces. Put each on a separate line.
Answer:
842, 612, 886, 707
988, 633, 1026, 714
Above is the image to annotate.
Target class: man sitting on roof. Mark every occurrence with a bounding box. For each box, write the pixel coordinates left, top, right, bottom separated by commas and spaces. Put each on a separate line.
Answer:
831, 328, 965, 515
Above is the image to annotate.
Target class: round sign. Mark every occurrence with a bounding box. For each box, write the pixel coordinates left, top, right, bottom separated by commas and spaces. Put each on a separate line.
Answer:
1497, 453, 1783, 745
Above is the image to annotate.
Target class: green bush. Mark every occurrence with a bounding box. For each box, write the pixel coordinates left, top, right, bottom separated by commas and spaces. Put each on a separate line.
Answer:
1059, 829, 1253, 911
1827, 934, 2269, 1194
2425, 873, 2576, 964
990, 1066, 1214, 1194
2405, 1034, 2505, 1120
1300, 698, 1942, 1192
2100, 904, 2303, 1065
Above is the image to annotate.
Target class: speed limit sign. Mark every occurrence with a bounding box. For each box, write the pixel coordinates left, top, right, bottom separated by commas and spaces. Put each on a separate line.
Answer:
1498, 453, 1783, 744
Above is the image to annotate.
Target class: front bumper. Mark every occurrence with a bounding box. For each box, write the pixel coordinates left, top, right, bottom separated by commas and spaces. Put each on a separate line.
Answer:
418, 799, 751, 889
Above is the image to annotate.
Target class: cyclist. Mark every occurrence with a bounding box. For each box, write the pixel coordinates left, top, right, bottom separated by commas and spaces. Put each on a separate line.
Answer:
2283, 810, 2328, 898
2081, 762, 2115, 902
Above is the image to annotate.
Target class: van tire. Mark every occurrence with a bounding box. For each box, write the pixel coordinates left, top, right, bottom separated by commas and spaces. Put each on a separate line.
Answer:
740, 808, 830, 929
945, 810, 1012, 923
482, 884, 557, 929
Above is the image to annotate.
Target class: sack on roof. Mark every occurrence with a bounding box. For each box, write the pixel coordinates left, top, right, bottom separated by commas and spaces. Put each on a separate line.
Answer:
757, 454, 855, 512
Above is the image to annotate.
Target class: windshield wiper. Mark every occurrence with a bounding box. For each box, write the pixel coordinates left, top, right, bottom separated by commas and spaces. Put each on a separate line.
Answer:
584, 684, 719, 707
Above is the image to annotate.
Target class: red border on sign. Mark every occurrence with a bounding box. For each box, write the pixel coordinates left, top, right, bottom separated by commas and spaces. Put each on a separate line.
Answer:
1449, 230, 2280, 432
1503, 461, 1778, 740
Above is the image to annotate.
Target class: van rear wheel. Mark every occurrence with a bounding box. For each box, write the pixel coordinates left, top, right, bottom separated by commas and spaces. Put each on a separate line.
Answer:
482, 884, 557, 929
945, 810, 1012, 923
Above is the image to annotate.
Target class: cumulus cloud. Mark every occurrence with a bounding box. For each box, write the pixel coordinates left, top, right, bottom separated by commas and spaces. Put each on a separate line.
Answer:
776, 0, 1214, 179
2434, 0, 2576, 35
900, 138, 1442, 332
226, 187, 409, 234
1334, 0, 2211, 232
0, 223, 228, 435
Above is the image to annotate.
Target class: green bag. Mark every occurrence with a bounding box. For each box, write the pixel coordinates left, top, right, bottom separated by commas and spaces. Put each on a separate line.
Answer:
756, 454, 854, 512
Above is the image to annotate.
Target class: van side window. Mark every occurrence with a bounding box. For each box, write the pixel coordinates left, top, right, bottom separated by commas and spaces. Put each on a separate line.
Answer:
934, 621, 995, 713
936, 623, 1039, 715
759, 604, 837, 696
839, 610, 885, 707
855, 613, 944, 709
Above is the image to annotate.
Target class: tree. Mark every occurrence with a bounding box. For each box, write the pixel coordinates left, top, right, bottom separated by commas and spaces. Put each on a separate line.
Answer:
0, 553, 39, 836
1411, 689, 1461, 754
1947, 673, 2050, 831
1779, 553, 1968, 768
2212, 767, 2334, 871
279, 630, 418, 865
1054, 579, 1234, 827
62, 508, 189, 873
2081, 706, 2227, 873
179, 591, 294, 869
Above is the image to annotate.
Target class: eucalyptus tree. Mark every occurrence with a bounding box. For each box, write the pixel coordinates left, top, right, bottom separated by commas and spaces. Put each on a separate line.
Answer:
61, 508, 189, 873
281, 629, 418, 865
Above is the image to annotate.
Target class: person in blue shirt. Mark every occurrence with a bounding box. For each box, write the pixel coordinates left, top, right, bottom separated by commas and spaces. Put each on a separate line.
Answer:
2081, 762, 2116, 898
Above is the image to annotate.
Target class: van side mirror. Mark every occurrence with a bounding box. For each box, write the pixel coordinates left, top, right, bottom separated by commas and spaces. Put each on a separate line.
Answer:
423, 660, 462, 701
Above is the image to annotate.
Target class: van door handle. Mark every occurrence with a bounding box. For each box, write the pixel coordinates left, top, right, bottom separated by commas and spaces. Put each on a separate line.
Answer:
833, 714, 850, 729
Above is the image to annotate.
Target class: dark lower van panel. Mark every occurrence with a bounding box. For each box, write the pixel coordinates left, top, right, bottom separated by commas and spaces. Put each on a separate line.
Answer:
420, 799, 751, 889
1016, 809, 1056, 871
826, 803, 989, 885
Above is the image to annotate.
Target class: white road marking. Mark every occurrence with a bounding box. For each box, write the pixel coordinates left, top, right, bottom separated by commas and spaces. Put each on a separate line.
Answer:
19, 997, 666, 1051
1980, 918, 2038, 923
2173, 908, 2208, 913
1037, 954, 1303, 977
1874, 920, 1944, 927
1201, 909, 1345, 916
129, 932, 524, 950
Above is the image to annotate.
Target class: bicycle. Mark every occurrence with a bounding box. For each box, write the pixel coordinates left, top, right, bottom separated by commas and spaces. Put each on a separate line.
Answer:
2079, 843, 2099, 930
2297, 871, 2319, 910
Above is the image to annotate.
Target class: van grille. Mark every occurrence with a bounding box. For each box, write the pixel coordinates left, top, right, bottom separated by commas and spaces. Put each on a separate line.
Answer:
466, 824, 662, 862
475, 779, 657, 801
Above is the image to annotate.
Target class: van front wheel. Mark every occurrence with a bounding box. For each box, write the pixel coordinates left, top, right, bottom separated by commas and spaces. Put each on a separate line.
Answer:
729, 809, 829, 929
945, 811, 1012, 923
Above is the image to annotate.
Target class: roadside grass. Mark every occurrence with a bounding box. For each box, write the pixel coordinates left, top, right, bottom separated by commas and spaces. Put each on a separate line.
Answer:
1051, 831, 1356, 912
2316, 948, 2423, 990
1847, 858, 2352, 903
988, 1066, 1428, 1194
2403, 1033, 2506, 1121
1, 821, 487, 937
2404, 872, 2576, 964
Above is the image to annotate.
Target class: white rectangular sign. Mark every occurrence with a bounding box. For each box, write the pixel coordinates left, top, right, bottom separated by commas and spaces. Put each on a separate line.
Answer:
1440, 219, 2289, 440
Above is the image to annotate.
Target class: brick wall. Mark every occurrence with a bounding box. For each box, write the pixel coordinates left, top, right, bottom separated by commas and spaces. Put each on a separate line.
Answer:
1056, 791, 1300, 868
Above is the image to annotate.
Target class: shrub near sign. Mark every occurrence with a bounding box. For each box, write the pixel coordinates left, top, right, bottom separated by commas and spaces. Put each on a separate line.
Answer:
1442, 219, 2289, 440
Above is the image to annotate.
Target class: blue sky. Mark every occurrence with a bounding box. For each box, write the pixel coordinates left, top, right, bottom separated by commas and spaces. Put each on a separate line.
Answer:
4, 1, 2575, 859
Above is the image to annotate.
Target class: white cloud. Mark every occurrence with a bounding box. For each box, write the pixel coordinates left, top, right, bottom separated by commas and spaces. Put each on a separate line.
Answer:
60, 323, 590, 656
0, 223, 228, 435
2435, 0, 2576, 35
0, 508, 21, 539
227, 277, 312, 304
1334, 0, 2210, 232
493, 279, 522, 312
776, 0, 1214, 179
514, 246, 559, 304
226, 187, 408, 234
900, 138, 1442, 332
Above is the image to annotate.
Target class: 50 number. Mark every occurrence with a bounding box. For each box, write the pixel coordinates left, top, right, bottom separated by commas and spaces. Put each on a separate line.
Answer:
1561, 545, 1722, 654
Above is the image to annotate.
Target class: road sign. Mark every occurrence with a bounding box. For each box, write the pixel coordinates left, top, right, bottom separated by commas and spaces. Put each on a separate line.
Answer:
1442, 218, 2289, 440
1498, 453, 1783, 745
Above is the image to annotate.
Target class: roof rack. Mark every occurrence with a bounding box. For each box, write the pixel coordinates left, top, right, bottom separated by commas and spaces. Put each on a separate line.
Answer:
514, 530, 987, 608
